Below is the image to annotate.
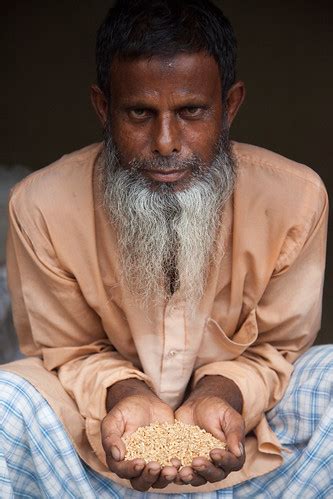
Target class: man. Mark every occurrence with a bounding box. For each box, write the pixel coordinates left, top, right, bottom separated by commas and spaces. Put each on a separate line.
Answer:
0, 0, 331, 497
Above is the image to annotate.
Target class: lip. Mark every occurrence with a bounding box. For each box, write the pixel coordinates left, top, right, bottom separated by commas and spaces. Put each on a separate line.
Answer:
143, 169, 189, 183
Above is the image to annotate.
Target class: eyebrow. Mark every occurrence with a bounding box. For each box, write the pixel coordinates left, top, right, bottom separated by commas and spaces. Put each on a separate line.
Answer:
118, 86, 212, 104
121, 97, 211, 109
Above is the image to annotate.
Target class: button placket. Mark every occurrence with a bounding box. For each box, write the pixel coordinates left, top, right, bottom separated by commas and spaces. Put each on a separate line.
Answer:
166, 349, 178, 359
160, 302, 186, 394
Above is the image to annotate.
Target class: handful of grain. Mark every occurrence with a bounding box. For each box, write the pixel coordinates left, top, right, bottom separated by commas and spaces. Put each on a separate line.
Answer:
123, 420, 226, 467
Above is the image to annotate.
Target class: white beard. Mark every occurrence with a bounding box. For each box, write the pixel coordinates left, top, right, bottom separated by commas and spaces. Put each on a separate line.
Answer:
100, 133, 236, 310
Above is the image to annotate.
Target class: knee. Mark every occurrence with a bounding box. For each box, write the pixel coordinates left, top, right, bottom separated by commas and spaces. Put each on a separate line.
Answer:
269, 345, 333, 428
0, 371, 37, 456
294, 344, 333, 370
292, 345, 333, 392
0, 371, 32, 411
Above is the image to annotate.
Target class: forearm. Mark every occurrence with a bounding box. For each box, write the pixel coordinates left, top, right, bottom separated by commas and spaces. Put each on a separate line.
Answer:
186, 375, 243, 414
106, 378, 156, 412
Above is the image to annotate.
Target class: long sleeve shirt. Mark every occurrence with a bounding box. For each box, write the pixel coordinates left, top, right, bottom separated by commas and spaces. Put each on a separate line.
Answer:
1, 141, 328, 493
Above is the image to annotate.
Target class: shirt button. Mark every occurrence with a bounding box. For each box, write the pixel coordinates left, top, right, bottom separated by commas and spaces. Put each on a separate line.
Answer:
167, 350, 177, 358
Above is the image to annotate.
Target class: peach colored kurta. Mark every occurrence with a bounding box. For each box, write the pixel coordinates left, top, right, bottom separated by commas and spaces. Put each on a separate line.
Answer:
1, 141, 328, 493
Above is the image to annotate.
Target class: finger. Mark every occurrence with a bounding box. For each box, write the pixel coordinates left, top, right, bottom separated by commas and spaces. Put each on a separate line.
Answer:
187, 472, 207, 487
173, 467, 207, 487
177, 465, 195, 484
205, 426, 226, 444
130, 462, 161, 492
175, 465, 207, 486
226, 431, 244, 458
175, 466, 194, 485
210, 448, 245, 474
209, 419, 241, 456
101, 411, 126, 460
224, 415, 245, 458
174, 409, 193, 425
105, 457, 146, 480
191, 458, 226, 483
170, 458, 182, 470
151, 465, 178, 489
169, 458, 183, 485
103, 433, 127, 461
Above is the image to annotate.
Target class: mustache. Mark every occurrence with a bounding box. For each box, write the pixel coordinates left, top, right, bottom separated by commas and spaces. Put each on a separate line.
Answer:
127, 154, 206, 175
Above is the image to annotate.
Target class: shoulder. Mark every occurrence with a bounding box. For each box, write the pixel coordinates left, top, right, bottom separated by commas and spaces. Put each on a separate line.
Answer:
232, 141, 327, 216
8, 143, 103, 224
231, 142, 328, 272
233, 141, 325, 188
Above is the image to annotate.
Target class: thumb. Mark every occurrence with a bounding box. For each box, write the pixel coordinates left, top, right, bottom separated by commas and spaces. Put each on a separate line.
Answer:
101, 408, 127, 461
223, 415, 245, 458
226, 430, 244, 458
174, 406, 194, 425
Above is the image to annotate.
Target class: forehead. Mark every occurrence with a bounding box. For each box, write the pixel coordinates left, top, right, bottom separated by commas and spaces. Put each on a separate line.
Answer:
109, 52, 221, 103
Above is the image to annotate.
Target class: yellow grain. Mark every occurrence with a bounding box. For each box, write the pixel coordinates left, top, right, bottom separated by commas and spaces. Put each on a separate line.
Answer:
123, 420, 226, 467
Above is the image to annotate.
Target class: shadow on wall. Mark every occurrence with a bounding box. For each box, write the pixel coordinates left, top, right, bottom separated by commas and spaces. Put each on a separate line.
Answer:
0, 267, 22, 363
0, 165, 30, 363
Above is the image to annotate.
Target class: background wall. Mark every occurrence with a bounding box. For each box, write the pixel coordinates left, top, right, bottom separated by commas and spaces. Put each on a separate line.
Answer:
2, 0, 332, 344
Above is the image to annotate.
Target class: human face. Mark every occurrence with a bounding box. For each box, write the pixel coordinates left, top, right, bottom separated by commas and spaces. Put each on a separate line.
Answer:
108, 52, 224, 188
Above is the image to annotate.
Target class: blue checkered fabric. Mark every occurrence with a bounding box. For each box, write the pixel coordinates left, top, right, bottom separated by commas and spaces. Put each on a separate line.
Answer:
0, 345, 332, 498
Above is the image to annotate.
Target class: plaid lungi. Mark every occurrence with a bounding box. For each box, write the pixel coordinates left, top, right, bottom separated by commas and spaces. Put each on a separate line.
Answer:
0, 345, 332, 498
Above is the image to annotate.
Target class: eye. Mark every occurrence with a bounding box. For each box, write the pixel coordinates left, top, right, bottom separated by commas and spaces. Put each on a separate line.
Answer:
129, 109, 150, 120
181, 106, 204, 118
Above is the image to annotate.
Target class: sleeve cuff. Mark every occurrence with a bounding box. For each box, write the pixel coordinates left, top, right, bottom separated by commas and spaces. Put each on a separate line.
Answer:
192, 361, 269, 432
57, 352, 155, 422
87, 368, 154, 422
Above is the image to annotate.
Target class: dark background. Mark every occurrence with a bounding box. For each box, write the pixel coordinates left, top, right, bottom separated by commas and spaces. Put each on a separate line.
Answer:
2, 1, 332, 343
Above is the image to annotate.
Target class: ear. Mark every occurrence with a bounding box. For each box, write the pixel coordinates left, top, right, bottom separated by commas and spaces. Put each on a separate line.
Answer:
90, 84, 109, 127
225, 81, 246, 127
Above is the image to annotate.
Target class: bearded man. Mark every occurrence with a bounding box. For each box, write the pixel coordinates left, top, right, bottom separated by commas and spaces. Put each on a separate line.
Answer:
0, 1, 331, 497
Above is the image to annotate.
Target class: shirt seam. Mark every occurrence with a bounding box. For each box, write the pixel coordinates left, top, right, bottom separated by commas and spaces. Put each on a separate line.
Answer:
234, 151, 324, 191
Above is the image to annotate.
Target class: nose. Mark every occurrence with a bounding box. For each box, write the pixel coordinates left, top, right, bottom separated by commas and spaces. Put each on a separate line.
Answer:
151, 114, 181, 156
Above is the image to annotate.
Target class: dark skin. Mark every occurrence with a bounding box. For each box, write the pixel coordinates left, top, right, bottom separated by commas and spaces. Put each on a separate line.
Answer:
91, 52, 246, 491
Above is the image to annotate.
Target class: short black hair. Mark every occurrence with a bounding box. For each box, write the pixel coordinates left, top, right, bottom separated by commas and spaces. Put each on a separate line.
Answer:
96, 0, 237, 100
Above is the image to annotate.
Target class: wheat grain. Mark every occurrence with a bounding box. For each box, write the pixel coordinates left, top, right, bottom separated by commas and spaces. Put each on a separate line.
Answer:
123, 419, 226, 467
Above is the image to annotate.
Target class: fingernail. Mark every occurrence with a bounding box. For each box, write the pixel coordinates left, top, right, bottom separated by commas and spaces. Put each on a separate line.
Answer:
111, 445, 120, 461
165, 474, 174, 481
149, 465, 160, 475
134, 463, 144, 471
238, 443, 244, 456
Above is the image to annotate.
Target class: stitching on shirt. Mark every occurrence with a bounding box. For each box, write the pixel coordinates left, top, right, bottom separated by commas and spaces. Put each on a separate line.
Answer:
234, 151, 324, 191
272, 221, 311, 276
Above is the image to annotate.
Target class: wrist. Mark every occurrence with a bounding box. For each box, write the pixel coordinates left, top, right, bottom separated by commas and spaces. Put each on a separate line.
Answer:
188, 375, 243, 414
106, 378, 156, 412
